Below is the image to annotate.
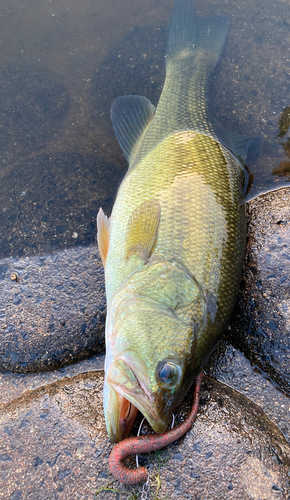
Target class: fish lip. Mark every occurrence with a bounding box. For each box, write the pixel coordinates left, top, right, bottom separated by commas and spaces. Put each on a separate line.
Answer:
107, 359, 170, 437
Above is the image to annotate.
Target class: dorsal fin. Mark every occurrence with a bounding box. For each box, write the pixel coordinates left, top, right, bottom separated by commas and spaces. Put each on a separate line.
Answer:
126, 200, 161, 263
110, 95, 156, 163
97, 208, 110, 267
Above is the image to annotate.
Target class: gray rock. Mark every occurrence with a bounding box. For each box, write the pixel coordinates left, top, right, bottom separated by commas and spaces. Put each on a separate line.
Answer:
0, 366, 289, 500
1, 188, 290, 498
0, 246, 106, 373
230, 187, 290, 394
0, 152, 123, 259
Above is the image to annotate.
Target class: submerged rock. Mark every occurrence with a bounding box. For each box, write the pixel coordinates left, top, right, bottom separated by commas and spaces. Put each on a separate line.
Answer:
0, 152, 123, 259
0, 64, 69, 164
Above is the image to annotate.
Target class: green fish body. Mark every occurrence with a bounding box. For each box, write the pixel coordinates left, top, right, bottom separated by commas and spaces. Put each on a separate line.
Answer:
98, 0, 249, 443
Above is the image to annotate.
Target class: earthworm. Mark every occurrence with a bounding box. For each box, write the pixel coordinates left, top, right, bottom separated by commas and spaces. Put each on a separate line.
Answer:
108, 372, 203, 484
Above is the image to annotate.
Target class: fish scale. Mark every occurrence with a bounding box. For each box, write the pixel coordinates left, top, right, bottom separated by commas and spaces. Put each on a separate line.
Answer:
107, 132, 243, 303
99, 0, 250, 448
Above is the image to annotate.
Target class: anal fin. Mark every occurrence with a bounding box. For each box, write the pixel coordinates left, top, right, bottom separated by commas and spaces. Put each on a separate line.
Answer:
97, 208, 110, 267
126, 200, 161, 263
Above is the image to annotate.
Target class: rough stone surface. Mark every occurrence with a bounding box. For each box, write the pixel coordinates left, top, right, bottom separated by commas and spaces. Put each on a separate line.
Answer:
230, 187, 290, 395
0, 246, 106, 373
1, 366, 289, 500
206, 340, 290, 444
1, 187, 290, 498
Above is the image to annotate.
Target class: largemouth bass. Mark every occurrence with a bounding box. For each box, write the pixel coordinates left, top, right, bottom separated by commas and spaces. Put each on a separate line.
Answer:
98, 0, 250, 443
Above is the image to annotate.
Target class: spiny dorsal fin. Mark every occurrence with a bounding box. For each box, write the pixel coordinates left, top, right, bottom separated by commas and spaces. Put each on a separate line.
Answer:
126, 200, 161, 263
97, 208, 110, 267
110, 95, 156, 163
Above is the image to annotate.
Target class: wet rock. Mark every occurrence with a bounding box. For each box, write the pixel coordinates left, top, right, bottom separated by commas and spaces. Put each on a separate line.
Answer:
0, 246, 106, 373
230, 187, 290, 395
0, 64, 69, 164
0, 152, 123, 259
0, 366, 289, 500
0, 354, 105, 408
206, 340, 290, 443
155, 378, 290, 500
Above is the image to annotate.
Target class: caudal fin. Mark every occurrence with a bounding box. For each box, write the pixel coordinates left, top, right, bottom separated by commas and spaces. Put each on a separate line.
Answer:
166, 0, 229, 70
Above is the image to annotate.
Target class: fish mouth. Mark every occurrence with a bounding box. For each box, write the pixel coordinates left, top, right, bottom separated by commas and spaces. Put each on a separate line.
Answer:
105, 358, 170, 443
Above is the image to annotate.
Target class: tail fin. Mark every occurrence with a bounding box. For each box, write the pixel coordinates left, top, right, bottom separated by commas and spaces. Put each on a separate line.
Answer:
166, 0, 229, 70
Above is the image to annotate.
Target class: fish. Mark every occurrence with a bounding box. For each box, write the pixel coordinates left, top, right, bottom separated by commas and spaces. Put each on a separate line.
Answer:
97, 0, 252, 443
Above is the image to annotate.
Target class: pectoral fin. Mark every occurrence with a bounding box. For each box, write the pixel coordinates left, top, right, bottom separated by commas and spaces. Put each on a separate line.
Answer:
97, 208, 110, 267
126, 200, 161, 263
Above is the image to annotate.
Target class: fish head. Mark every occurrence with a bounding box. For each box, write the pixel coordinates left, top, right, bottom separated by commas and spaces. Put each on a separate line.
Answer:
104, 259, 206, 443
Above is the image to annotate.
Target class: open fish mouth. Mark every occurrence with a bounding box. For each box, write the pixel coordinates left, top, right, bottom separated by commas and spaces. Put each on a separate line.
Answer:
105, 359, 170, 443
117, 393, 139, 441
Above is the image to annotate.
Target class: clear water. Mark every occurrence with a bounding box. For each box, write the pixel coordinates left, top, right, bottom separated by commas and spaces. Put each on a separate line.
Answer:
0, 0, 290, 259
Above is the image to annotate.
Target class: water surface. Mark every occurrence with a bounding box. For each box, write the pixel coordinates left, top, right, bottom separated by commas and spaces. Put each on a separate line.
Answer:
0, 0, 290, 259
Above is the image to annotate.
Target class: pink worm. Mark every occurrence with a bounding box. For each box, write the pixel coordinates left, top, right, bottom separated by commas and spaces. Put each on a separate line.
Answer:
108, 372, 203, 485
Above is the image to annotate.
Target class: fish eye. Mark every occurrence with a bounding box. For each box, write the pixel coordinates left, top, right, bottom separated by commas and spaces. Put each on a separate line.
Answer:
157, 362, 181, 386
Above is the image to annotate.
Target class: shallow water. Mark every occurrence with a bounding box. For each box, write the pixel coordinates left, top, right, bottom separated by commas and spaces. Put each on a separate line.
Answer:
0, 0, 290, 258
